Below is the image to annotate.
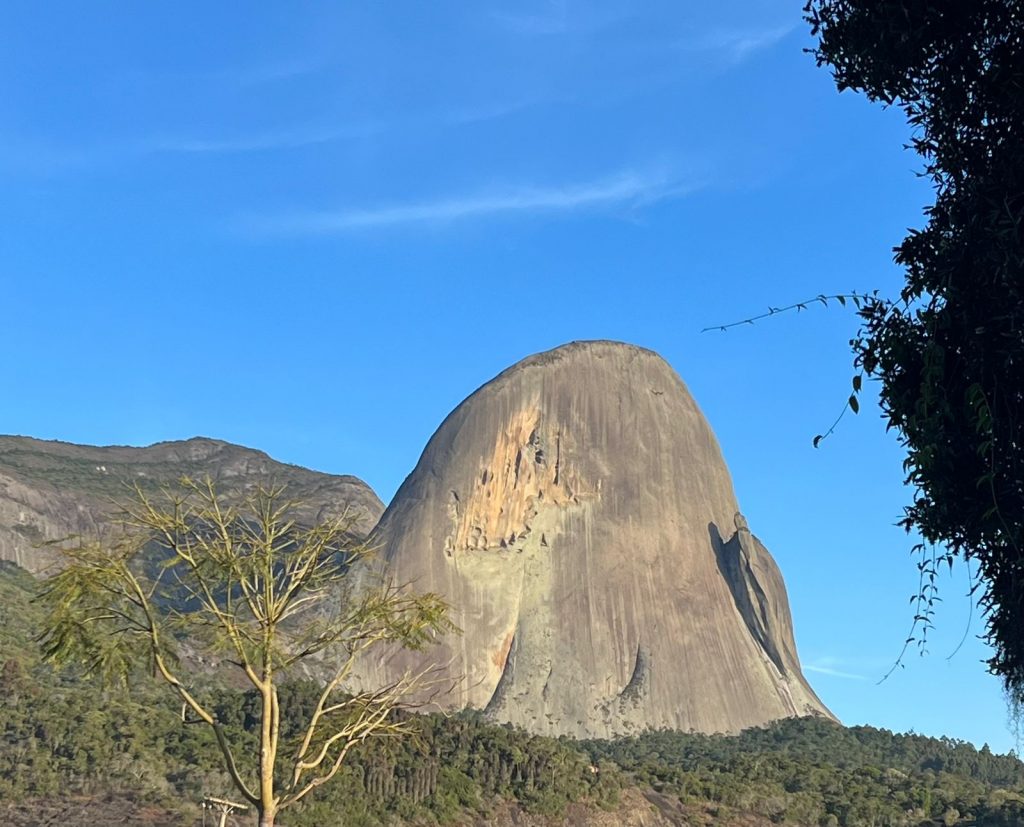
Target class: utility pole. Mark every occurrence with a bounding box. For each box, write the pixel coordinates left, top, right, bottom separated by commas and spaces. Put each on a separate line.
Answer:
201, 796, 248, 827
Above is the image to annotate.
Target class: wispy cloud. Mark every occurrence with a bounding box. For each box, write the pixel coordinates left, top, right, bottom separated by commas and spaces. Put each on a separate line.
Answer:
242, 169, 697, 235
491, 1, 629, 37
143, 122, 381, 155
135, 97, 527, 156
805, 664, 869, 681
804, 655, 880, 681
141, 53, 333, 90
224, 55, 331, 87
493, 9, 570, 36
0, 120, 382, 173
684, 23, 797, 65
442, 98, 537, 127
0, 136, 94, 175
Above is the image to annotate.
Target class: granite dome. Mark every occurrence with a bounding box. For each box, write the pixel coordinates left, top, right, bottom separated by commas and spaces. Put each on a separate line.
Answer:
359, 340, 833, 738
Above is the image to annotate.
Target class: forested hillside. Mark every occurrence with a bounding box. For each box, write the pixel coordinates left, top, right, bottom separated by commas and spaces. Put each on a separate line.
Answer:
1, 562, 1021, 826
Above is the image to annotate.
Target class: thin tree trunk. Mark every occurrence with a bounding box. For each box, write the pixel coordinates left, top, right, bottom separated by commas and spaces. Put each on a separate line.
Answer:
258, 681, 278, 827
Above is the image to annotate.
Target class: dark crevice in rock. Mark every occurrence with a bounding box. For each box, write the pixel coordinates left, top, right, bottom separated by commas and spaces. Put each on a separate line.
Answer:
530, 429, 546, 466
709, 519, 787, 677
620, 642, 649, 703
541, 664, 554, 703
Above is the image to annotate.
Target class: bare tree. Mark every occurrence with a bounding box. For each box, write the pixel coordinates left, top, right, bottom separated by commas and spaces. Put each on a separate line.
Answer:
39, 477, 454, 827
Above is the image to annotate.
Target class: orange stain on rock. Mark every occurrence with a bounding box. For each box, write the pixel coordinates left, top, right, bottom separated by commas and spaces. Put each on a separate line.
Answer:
451, 407, 587, 553
492, 630, 515, 671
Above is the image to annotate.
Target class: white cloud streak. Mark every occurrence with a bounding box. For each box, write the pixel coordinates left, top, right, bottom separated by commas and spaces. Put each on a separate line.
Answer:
492, 9, 570, 36
490, 1, 629, 37
144, 53, 333, 90
140, 99, 529, 156
144, 123, 381, 155
243, 169, 696, 235
804, 663, 869, 681
224, 55, 331, 87
1, 101, 524, 170
0, 121, 383, 173
685, 23, 797, 65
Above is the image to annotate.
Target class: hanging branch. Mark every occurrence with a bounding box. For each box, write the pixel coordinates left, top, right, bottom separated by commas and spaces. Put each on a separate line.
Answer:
700, 291, 871, 447
700, 292, 871, 333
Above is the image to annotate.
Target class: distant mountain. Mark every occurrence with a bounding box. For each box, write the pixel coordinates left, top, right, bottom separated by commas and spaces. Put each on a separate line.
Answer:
0, 435, 383, 574
360, 340, 833, 738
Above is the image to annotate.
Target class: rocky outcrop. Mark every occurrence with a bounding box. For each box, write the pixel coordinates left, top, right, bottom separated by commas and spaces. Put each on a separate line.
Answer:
0, 436, 383, 574
359, 340, 832, 738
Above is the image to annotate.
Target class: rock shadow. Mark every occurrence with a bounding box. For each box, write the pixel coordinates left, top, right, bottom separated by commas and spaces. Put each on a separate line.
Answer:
708, 520, 787, 676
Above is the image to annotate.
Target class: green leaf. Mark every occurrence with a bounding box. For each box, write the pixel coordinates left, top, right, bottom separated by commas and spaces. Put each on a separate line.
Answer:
848, 395, 859, 414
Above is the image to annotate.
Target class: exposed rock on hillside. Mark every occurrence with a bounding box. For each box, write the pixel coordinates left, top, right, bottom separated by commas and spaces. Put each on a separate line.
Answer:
361, 340, 833, 737
0, 436, 383, 574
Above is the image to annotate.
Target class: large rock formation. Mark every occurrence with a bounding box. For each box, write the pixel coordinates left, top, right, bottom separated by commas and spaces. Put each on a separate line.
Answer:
362, 341, 832, 738
0, 436, 383, 574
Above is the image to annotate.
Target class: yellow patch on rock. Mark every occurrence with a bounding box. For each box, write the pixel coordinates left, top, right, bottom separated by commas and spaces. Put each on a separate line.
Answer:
448, 408, 587, 553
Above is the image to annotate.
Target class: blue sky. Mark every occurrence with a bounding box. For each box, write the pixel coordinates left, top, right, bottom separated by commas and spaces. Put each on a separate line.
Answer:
1, 1, 1013, 752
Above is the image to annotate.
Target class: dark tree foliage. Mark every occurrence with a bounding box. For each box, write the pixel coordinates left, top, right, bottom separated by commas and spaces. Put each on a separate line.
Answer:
804, 1, 1024, 695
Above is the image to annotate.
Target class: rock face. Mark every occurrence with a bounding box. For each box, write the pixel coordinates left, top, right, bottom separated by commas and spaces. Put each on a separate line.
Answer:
0, 436, 383, 574
363, 341, 832, 738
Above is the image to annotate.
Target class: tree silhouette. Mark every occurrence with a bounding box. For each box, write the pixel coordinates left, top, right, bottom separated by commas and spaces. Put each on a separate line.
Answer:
804, 0, 1024, 700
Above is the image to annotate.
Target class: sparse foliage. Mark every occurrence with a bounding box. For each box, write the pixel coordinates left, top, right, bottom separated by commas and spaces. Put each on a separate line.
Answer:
702, 292, 871, 449
38, 477, 454, 827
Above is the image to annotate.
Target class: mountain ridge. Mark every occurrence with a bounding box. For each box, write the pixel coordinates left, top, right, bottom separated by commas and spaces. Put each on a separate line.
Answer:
0, 434, 384, 573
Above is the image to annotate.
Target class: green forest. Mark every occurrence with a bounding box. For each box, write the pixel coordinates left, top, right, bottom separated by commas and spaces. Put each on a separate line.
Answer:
1, 562, 1022, 827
